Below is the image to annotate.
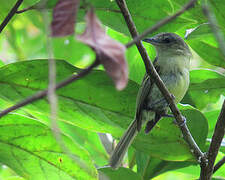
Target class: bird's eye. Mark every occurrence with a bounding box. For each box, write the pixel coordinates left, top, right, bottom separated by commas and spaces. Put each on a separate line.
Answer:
163, 37, 171, 43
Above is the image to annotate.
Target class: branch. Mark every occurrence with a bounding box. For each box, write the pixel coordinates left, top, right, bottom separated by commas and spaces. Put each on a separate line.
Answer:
126, 0, 197, 48
0, 0, 23, 33
0, 60, 100, 118
116, 0, 206, 164
213, 156, 225, 174
200, 100, 225, 180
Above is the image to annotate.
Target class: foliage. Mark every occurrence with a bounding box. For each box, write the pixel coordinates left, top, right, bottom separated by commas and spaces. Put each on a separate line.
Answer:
0, 0, 224, 179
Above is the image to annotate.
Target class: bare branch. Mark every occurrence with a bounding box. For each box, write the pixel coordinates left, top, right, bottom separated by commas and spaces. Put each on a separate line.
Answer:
213, 156, 225, 174
116, 0, 206, 164
200, 100, 225, 180
0, 0, 23, 33
126, 0, 197, 48
0, 60, 100, 118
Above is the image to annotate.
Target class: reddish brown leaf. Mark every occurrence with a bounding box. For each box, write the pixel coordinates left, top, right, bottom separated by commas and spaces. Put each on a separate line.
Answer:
77, 9, 128, 90
51, 0, 80, 37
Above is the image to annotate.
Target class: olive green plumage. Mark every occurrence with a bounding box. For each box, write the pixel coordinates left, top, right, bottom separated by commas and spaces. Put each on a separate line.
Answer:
109, 33, 192, 169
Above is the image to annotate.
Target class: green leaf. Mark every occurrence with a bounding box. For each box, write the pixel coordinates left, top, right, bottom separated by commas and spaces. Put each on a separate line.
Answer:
188, 40, 225, 69
185, 22, 225, 68
176, 152, 225, 179
133, 104, 208, 161
0, 60, 208, 162
182, 69, 225, 110
204, 110, 221, 138
88, 0, 195, 36
98, 167, 142, 180
61, 123, 109, 166
19, 0, 58, 11
0, 114, 97, 180
135, 151, 196, 179
0, 0, 38, 20
0, 60, 4, 67
185, 23, 211, 40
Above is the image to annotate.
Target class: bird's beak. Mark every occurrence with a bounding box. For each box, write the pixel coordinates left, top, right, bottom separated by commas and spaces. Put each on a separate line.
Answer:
143, 37, 159, 45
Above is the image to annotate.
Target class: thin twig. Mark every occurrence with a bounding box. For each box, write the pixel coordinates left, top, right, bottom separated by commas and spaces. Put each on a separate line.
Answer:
202, 1, 225, 59
213, 156, 225, 174
126, 0, 197, 48
0, 0, 23, 33
200, 100, 225, 180
0, 60, 100, 118
42, 7, 59, 146
116, 0, 206, 164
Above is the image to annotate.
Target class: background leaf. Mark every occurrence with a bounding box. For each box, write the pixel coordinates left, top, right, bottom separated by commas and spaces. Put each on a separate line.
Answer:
182, 69, 225, 110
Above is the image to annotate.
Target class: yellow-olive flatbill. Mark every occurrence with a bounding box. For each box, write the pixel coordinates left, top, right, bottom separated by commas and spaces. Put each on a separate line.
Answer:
109, 33, 192, 169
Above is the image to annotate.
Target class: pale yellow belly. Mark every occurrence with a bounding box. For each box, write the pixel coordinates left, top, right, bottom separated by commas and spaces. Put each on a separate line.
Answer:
166, 69, 189, 104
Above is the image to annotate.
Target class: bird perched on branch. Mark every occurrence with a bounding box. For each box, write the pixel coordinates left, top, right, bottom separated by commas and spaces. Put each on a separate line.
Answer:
109, 32, 192, 169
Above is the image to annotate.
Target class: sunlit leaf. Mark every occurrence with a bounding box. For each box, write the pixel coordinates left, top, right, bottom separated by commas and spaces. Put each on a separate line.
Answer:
0, 60, 208, 162
0, 114, 97, 180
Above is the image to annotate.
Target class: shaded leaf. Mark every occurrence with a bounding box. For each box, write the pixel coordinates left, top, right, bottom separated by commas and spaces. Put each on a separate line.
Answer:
98, 167, 142, 180
77, 9, 128, 90
51, 0, 80, 37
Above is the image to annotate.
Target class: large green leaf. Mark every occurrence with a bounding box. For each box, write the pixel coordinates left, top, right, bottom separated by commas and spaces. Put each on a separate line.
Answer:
0, 114, 97, 180
182, 69, 225, 110
135, 151, 195, 180
0, 60, 208, 162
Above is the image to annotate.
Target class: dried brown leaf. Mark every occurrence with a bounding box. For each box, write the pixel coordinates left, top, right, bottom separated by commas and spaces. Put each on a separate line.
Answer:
51, 0, 80, 37
77, 9, 128, 90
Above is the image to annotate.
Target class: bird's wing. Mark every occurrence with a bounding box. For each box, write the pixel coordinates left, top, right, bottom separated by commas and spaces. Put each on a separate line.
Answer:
135, 57, 160, 131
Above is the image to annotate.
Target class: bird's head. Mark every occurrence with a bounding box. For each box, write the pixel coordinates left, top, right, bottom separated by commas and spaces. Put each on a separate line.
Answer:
143, 33, 191, 57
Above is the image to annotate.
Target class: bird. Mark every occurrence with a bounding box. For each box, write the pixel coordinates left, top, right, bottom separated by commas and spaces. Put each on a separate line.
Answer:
109, 32, 192, 169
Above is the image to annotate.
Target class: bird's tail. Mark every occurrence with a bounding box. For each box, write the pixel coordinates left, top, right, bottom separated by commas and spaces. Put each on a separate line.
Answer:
109, 119, 138, 169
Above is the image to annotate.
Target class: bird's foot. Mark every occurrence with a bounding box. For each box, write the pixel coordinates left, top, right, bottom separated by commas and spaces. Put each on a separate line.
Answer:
173, 116, 186, 127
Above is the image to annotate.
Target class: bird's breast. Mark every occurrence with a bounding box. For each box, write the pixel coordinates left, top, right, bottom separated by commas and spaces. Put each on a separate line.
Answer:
166, 68, 189, 104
